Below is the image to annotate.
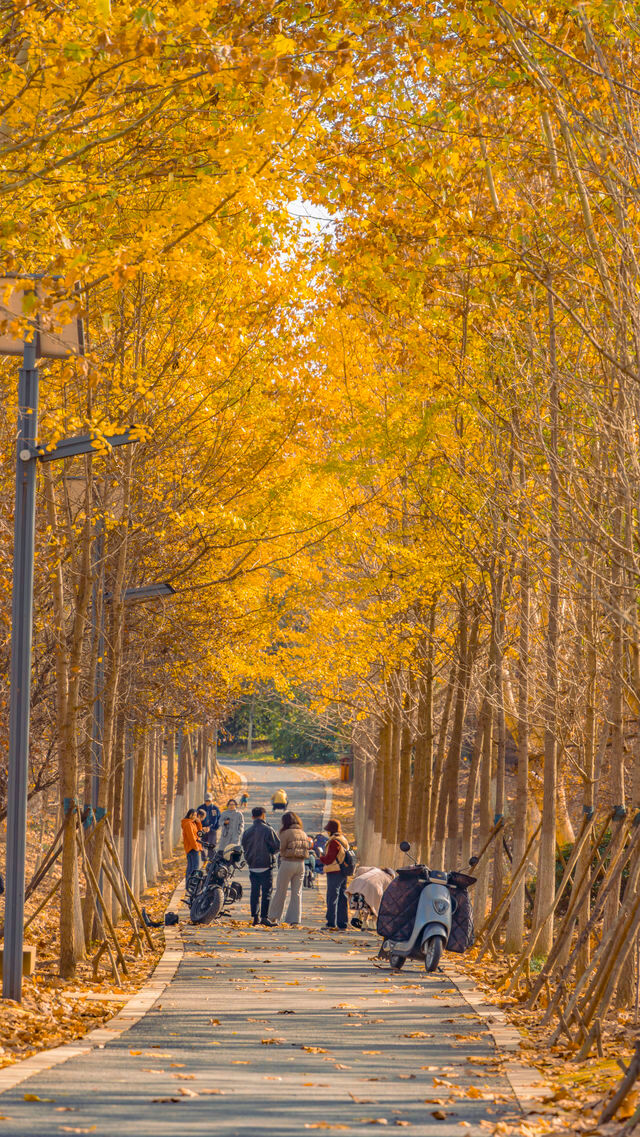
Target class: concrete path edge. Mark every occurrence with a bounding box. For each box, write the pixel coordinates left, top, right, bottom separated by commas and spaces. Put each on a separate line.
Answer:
0, 882, 185, 1096
442, 962, 550, 1112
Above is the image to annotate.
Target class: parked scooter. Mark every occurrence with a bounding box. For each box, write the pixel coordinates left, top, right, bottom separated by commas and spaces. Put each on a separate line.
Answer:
379, 841, 476, 973
189, 842, 244, 924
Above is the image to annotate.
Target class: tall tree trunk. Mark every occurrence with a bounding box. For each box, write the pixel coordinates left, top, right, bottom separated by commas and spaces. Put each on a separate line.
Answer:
533, 281, 560, 956
474, 666, 495, 924
504, 549, 530, 953
396, 681, 413, 845
163, 730, 175, 858
429, 663, 456, 845
461, 696, 489, 870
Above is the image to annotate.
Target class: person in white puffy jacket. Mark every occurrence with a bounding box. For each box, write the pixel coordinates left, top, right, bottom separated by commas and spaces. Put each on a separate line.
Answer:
218, 799, 245, 847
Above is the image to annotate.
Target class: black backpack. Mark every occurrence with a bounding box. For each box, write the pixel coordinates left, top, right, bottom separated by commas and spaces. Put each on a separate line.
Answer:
338, 844, 356, 876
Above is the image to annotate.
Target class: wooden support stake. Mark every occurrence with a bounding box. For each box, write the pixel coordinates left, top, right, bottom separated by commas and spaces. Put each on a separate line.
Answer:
543, 823, 640, 1029
506, 811, 598, 994
528, 810, 613, 1009
477, 820, 542, 955
103, 821, 154, 950
76, 812, 128, 976
600, 1039, 640, 1125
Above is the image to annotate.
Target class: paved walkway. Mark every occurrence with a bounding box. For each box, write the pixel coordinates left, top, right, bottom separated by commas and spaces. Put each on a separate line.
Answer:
0, 762, 520, 1135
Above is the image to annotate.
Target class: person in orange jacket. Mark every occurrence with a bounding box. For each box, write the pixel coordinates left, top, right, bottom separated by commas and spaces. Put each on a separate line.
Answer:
181, 809, 202, 886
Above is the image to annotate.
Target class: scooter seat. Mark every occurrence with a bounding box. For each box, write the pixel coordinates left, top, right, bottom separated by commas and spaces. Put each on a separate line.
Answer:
396, 865, 429, 880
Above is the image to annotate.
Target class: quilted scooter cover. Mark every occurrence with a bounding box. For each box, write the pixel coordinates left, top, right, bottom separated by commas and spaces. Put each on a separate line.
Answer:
376, 875, 425, 941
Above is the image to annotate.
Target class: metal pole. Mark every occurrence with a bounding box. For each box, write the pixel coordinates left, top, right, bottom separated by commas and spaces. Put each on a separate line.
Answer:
3, 337, 39, 1002
90, 522, 105, 809
123, 729, 134, 886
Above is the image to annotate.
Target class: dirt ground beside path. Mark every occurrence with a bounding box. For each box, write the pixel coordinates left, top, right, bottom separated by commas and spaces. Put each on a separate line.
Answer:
0, 765, 241, 1070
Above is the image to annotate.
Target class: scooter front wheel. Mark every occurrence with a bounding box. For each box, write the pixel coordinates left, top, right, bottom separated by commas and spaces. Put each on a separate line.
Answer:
423, 934, 444, 973
389, 953, 405, 971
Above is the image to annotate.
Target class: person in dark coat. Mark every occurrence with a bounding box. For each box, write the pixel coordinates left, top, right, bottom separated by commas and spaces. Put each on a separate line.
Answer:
241, 806, 281, 925
198, 793, 221, 861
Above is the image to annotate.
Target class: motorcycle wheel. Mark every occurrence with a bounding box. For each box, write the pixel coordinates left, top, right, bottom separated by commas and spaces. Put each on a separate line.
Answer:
389, 953, 405, 971
423, 934, 444, 973
190, 885, 224, 925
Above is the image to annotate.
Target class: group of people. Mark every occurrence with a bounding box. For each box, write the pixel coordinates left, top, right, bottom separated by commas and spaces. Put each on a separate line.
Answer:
242, 807, 352, 929
181, 786, 354, 930
181, 794, 245, 881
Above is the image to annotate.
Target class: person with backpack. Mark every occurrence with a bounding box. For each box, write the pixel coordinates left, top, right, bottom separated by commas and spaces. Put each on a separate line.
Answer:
241, 806, 280, 925
319, 818, 355, 930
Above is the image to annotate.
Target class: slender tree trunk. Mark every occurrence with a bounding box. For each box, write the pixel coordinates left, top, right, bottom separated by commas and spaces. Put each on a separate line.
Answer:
396, 681, 413, 844
429, 663, 456, 845
474, 669, 495, 925
173, 727, 186, 846
534, 281, 560, 956
504, 549, 530, 952
576, 578, 597, 976
163, 729, 175, 857
461, 696, 489, 870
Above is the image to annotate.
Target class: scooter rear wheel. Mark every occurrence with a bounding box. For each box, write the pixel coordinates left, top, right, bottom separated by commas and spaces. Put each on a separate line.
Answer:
389, 953, 405, 971
423, 934, 444, 973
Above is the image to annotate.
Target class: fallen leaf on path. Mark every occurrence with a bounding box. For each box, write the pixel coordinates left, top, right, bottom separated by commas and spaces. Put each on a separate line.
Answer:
431, 1111, 447, 1121
302, 1046, 328, 1053
304, 1125, 349, 1131
177, 1088, 198, 1098
349, 1094, 376, 1103
261, 1038, 285, 1045
24, 1094, 55, 1102
151, 1098, 181, 1104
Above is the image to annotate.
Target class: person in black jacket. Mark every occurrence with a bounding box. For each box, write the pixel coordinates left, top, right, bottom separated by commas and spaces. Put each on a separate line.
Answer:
198, 793, 221, 861
241, 806, 280, 926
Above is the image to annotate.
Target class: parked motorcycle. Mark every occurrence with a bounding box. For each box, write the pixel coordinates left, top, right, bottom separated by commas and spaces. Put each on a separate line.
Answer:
189, 842, 244, 925
377, 841, 476, 973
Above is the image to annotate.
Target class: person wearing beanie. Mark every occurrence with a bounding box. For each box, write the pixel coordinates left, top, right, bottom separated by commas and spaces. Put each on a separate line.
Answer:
319, 818, 350, 930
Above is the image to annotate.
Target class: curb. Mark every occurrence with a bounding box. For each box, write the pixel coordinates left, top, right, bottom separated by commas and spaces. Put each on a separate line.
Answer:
443, 963, 551, 1112
321, 783, 333, 828
0, 882, 186, 1096
220, 764, 248, 793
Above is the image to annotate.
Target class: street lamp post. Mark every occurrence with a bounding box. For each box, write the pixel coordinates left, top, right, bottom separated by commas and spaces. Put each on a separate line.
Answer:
0, 277, 140, 1002
3, 334, 39, 1002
